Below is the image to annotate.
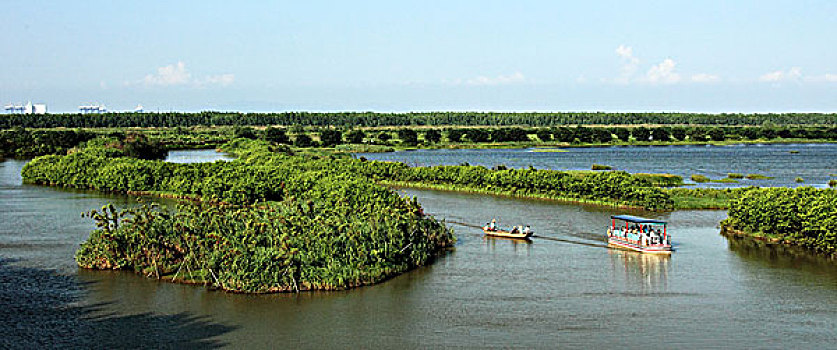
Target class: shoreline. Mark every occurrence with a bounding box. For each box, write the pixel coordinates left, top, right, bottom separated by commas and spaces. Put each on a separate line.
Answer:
352, 139, 837, 153
719, 225, 836, 260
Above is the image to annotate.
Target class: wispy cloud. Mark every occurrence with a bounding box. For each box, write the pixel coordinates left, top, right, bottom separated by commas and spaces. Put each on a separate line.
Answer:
614, 45, 640, 84
759, 67, 802, 83
445, 72, 526, 86
135, 61, 234, 87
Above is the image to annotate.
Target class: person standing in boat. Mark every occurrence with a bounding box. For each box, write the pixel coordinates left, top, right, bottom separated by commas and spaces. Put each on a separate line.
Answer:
522, 225, 531, 235
488, 219, 497, 231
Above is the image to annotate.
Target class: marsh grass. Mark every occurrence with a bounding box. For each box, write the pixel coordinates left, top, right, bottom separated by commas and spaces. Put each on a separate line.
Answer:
691, 174, 710, 183
746, 173, 774, 180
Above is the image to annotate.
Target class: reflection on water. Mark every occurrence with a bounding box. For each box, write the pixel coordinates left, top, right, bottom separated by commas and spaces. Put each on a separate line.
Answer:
483, 236, 533, 255
726, 234, 837, 273
608, 249, 670, 292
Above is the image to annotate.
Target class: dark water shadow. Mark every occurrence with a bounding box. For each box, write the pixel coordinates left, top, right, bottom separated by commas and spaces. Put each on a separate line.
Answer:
725, 236, 837, 274
0, 258, 236, 349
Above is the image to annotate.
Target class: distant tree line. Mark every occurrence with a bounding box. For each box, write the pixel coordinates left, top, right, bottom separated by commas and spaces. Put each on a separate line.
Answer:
249, 125, 837, 147
1, 111, 836, 129
5, 124, 837, 157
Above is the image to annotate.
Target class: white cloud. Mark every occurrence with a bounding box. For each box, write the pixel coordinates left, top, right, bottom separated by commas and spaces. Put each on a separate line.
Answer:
142, 61, 191, 86
609, 45, 717, 85
644, 58, 681, 84
614, 45, 640, 84
826, 74, 837, 82
137, 61, 234, 87
759, 67, 802, 83
690, 73, 720, 83
450, 72, 526, 86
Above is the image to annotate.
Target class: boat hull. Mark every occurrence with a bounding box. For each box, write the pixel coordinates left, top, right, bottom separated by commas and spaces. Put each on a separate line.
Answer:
608, 237, 672, 254
483, 229, 533, 239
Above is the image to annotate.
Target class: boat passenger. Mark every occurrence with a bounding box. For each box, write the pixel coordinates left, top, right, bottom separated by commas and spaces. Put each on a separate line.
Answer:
523, 225, 531, 235
489, 219, 497, 231
511, 226, 519, 234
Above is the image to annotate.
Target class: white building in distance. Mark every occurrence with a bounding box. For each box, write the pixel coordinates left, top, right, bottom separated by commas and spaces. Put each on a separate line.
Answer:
4, 102, 46, 114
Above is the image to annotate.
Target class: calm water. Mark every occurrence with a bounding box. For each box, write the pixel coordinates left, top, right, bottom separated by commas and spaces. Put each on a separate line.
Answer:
2, 150, 836, 348
357, 143, 837, 188
164, 148, 234, 163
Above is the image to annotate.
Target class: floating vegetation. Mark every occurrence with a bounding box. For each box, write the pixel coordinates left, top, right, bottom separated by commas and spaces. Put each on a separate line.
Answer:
795, 177, 805, 183
829, 179, 837, 188
727, 173, 744, 179
746, 174, 774, 180
591, 164, 612, 170
691, 174, 710, 183
789, 150, 800, 154
712, 178, 739, 184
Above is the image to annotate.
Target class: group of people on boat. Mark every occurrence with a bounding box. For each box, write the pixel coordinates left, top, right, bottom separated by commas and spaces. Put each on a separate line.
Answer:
484, 219, 531, 235
608, 224, 669, 246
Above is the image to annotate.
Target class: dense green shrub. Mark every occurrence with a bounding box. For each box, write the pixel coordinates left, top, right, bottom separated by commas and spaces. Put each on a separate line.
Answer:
345, 129, 365, 144
423, 129, 441, 143
294, 134, 314, 147
122, 132, 166, 160
0, 128, 95, 157
723, 187, 837, 255
74, 181, 453, 293
397, 129, 418, 145
319, 129, 343, 147
263, 127, 290, 144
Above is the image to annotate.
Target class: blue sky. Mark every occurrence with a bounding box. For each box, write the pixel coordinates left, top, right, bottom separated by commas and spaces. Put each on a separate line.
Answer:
2, 1, 836, 113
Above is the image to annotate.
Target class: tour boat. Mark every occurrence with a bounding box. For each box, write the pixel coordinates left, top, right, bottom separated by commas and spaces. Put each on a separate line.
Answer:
607, 215, 672, 254
482, 225, 533, 239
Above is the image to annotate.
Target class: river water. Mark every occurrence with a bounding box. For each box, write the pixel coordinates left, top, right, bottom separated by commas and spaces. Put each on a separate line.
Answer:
356, 143, 837, 188
1, 149, 836, 348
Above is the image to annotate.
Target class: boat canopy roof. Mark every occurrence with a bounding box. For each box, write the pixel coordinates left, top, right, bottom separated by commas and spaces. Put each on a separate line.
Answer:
610, 215, 666, 224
